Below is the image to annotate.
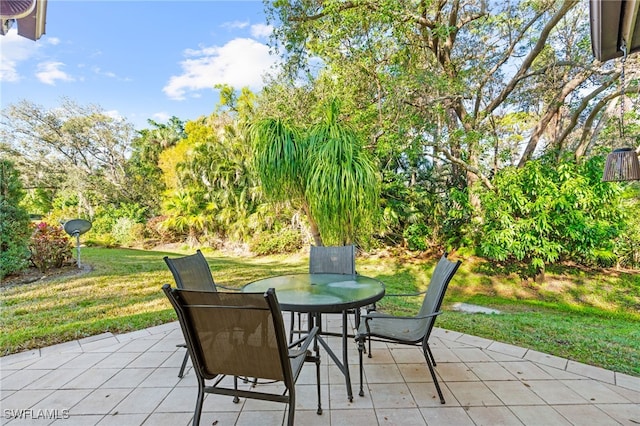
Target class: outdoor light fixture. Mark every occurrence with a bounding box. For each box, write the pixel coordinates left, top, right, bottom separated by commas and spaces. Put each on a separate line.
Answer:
602, 147, 640, 181
602, 42, 640, 182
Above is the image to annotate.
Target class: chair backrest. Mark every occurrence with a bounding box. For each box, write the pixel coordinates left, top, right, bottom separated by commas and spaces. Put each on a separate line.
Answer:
309, 245, 356, 275
164, 250, 217, 291
417, 254, 461, 337
162, 284, 293, 385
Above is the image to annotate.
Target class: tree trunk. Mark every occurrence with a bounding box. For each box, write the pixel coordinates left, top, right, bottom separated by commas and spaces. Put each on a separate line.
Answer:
303, 203, 323, 246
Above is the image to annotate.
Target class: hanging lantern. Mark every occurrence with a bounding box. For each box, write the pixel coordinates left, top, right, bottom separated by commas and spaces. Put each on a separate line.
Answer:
602, 148, 640, 181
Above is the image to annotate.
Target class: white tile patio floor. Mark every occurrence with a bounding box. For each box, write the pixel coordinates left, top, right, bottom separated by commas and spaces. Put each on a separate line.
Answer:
1, 314, 639, 426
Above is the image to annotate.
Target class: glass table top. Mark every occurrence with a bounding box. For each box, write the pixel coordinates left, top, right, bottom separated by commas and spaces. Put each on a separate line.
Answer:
242, 273, 385, 313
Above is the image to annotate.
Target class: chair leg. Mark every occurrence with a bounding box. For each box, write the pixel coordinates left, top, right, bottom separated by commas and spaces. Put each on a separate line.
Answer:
365, 304, 376, 357
233, 376, 240, 403
426, 344, 437, 367
178, 350, 189, 378
315, 354, 322, 415
353, 309, 367, 356
423, 344, 445, 404
193, 377, 205, 426
287, 390, 296, 426
289, 311, 295, 343
357, 335, 365, 397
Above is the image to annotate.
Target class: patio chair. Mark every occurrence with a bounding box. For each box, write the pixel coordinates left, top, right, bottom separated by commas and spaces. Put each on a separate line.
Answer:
308, 244, 356, 275
355, 253, 461, 403
290, 244, 357, 342
164, 249, 237, 292
162, 284, 321, 426
164, 250, 237, 378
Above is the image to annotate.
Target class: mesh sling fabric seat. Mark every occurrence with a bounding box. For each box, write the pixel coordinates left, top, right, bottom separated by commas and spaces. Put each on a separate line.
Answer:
162, 284, 322, 426
355, 254, 461, 403
164, 250, 238, 378
290, 245, 357, 342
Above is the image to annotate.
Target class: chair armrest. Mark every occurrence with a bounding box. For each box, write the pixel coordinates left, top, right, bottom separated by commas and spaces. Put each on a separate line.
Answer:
288, 326, 319, 358
362, 311, 442, 322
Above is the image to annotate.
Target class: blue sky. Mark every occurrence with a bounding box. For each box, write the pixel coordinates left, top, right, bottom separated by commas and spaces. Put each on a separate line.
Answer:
0, 1, 278, 130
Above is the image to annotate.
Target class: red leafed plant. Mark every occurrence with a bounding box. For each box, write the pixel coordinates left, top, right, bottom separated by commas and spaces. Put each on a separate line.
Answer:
29, 222, 73, 272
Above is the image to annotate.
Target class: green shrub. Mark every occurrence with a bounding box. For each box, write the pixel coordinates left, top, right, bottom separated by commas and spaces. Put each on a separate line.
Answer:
250, 229, 303, 255
615, 189, 640, 269
111, 217, 145, 247
403, 223, 430, 251
0, 160, 32, 279
29, 222, 73, 272
477, 155, 624, 277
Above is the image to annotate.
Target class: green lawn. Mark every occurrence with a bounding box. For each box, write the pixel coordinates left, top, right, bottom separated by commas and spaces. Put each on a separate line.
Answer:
1, 247, 638, 376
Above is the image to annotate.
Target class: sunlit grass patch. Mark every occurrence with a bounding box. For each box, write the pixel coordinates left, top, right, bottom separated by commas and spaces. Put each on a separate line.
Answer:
1, 247, 637, 376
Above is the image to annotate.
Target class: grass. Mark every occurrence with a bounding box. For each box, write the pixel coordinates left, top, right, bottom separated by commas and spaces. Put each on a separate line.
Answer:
1, 247, 638, 376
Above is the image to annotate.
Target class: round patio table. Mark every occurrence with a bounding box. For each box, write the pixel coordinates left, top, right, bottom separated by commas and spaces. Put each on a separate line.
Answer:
243, 273, 385, 401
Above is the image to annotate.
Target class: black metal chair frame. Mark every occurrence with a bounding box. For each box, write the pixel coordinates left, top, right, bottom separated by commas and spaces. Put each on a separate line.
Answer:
164, 250, 238, 378
355, 254, 461, 404
163, 284, 322, 426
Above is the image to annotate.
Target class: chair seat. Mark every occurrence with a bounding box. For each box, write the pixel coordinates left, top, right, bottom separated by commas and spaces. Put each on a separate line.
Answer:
356, 313, 427, 343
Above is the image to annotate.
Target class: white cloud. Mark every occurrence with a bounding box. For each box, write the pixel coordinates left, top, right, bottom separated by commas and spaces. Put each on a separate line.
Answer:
152, 112, 171, 122
0, 29, 39, 82
92, 66, 117, 78
104, 110, 123, 120
222, 20, 249, 30
35, 61, 74, 85
250, 23, 272, 39
163, 38, 278, 100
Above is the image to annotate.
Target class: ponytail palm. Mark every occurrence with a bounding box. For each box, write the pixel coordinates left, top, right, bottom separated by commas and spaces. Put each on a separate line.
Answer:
251, 100, 379, 246
306, 101, 379, 245
251, 118, 306, 202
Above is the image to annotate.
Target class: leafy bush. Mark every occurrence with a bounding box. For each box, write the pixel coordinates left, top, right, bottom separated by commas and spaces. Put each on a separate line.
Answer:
477, 156, 624, 277
403, 223, 431, 251
0, 160, 32, 279
92, 203, 148, 235
111, 217, 145, 247
614, 187, 640, 269
29, 222, 73, 272
250, 229, 303, 255
0, 244, 30, 280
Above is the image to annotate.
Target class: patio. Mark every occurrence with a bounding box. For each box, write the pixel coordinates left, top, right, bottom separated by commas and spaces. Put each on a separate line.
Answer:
1, 314, 639, 426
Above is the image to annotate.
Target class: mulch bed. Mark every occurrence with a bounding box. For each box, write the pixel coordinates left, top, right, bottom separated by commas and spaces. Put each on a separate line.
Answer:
1, 263, 91, 289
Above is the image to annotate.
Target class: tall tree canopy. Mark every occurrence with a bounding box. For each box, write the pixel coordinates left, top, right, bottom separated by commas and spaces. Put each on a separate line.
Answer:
265, 0, 640, 193
1, 98, 135, 219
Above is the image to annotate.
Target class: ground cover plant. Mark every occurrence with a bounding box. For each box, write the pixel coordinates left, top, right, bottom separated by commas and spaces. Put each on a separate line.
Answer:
0, 247, 638, 376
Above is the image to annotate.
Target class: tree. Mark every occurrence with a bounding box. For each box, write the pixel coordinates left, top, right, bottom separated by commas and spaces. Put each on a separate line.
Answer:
160, 88, 267, 245
127, 117, 186, 214
265, 0, 639, 195
251, 99, 380, 246
0, 159, 31, 278
1, 98, 136, 220
264, 0, 640, 260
